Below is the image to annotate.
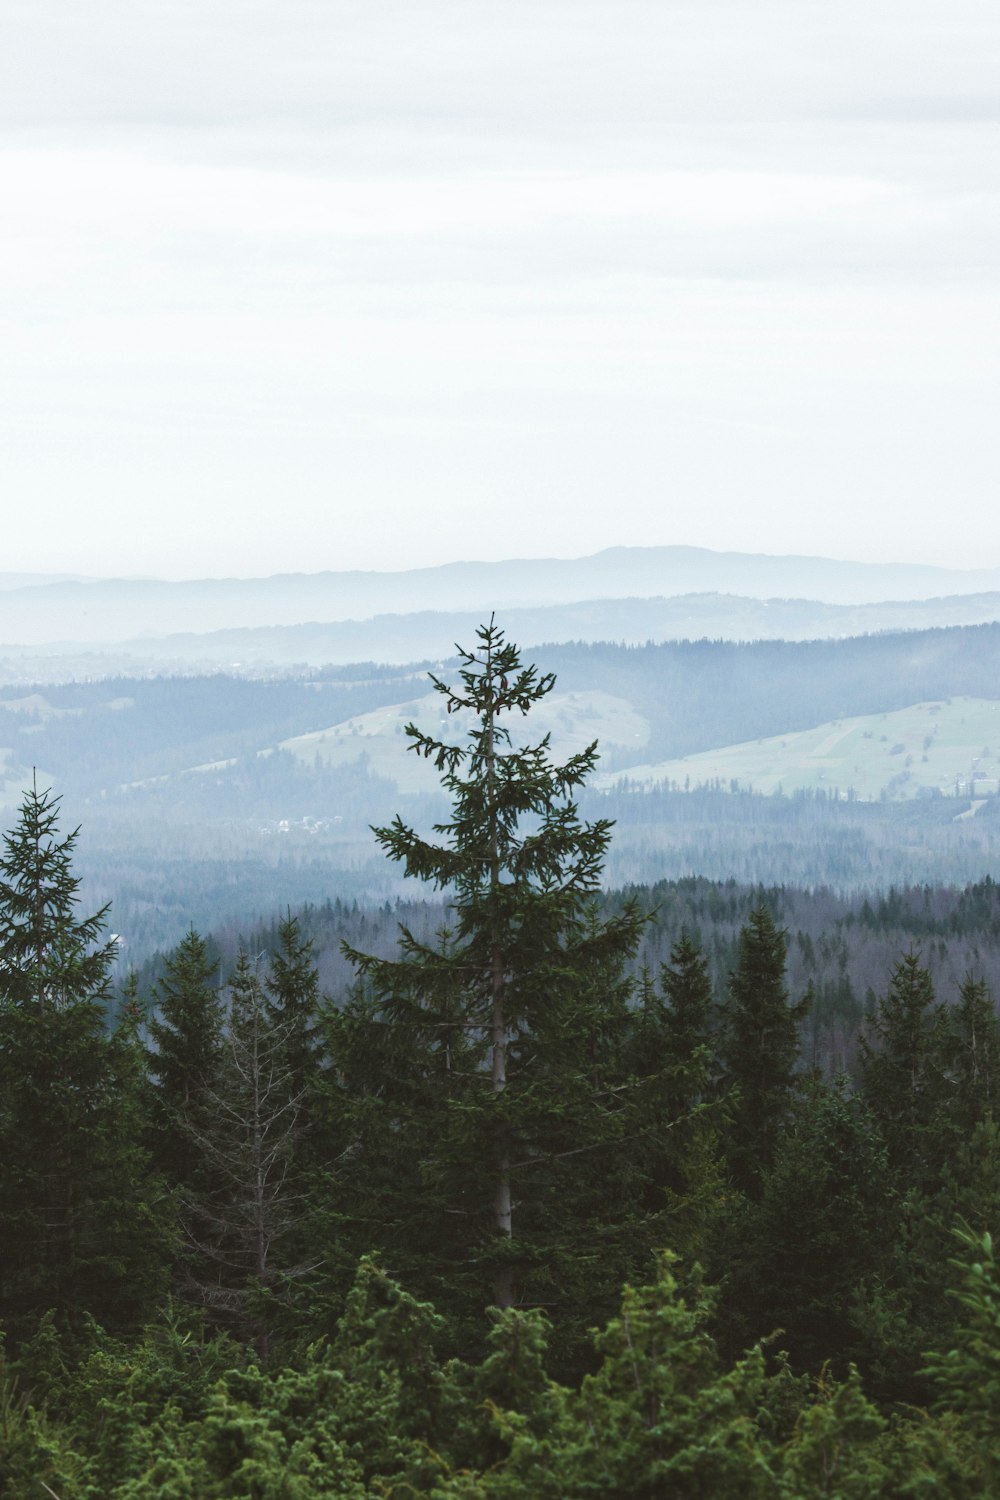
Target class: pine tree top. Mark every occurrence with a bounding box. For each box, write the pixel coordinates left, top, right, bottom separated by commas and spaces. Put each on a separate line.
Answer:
0, 775, 115, 1012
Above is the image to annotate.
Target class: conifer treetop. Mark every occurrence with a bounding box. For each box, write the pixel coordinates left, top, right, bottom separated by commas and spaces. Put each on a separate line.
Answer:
0, 773, 115, 1012
369, 615, 619, 913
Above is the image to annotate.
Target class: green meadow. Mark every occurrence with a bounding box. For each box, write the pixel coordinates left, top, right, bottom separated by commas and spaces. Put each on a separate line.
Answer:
279, 687, 650, 794
603, 696, 1000, 802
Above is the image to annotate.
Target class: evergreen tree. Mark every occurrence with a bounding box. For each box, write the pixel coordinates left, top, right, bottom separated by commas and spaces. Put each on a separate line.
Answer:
860, 950, 947, 1180
620, 935, 722, 1269
335, 619, 647, 1325
659, 930, 715, 1108
718, 1078, 891, 1373
944, 973, 1000, 1133
718, 906, 808, 1196
923, 1221, 1000, 1492
149, 928, 224, 1193
0, 774, 116, 1013
0, 783, 169, 1340
264, 911, 322, 1102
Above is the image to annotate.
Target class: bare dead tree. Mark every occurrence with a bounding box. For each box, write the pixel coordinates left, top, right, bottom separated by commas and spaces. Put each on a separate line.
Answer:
180, 949, 311, 1361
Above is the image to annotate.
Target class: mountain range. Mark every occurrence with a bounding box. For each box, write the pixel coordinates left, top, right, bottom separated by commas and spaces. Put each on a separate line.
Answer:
1, 545, 998, 955
2, 545, 1000, 653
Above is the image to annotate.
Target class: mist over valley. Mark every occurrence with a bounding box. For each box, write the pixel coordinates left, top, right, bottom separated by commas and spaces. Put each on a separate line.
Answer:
1, 546, 998, 966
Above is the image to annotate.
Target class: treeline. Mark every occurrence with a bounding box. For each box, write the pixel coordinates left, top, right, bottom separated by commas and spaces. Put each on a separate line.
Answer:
135, 867, 1000, 1081
3, 625, 1000, 1494
0, 663, 418, 799
6, 620, 1000, 801
594, 780, 1000, 891
545, 622, 1000, 763
64, 781, 1000, 966
3, 803, 1000, 1492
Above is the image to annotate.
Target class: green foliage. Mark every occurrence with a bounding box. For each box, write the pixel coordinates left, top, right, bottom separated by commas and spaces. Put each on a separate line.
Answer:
718, 1079, 891, 1373
943, 974, 1000, 1132
149, 928, 225, 1194
779, 1368, 929, 1500
0, 775, 116, 1013
6, 645, 1000, 1494
0, 788, 171, 1341
658, 931, 716, 1099
336, 620, 648, 1336
924, 1222, 1000, 1490
720, 906, 809, 1196
0, 1250, 983, 1498
436, 1253, 776, 1499
860, 951, 948, 1181
264, 911, 322, 1099
620, 935, 725, 1271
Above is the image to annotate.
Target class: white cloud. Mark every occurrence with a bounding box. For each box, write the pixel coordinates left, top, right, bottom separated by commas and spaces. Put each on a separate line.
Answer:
1, 1, 998, 576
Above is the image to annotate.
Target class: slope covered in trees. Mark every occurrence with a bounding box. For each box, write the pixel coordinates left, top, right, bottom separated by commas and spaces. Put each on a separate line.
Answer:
3, 624, 1000, 804
2, 625, 1000, 1494
1, 620, 999, 958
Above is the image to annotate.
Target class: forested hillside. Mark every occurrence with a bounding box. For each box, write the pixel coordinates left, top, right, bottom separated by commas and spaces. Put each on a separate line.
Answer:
8, 587, 1000, 672
4, 623, 1000, 798
1, 622, 1000, 961
2, 624, 1000, 1495
145, 868, 1000, 1082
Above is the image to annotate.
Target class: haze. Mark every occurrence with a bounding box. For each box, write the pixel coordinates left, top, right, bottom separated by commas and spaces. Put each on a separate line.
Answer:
2, 1, 998, 579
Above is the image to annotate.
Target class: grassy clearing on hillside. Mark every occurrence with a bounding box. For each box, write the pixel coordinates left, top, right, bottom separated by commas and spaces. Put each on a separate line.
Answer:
278, 688, 650, 794
601, 697, 1000, 802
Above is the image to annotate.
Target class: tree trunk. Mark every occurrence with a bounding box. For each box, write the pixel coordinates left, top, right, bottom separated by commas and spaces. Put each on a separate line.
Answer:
486, 644, 514, 1308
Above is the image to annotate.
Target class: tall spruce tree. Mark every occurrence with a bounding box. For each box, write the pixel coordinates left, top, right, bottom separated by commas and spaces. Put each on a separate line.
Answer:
944, 973, 1000, 1133
659, 931, 716, 1108
0, 774, 116, 1013
264, 911, 322, 1103
0, 782, 169, 1339
648, 932, 723, 1264
149, 928, 225, 1194
859, 950, 947, 1181
336, 619, 646, 1324
719, 906, 808, 1197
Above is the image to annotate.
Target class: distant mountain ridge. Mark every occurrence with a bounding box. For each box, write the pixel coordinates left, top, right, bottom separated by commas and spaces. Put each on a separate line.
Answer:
107, 589, 1000, 668
2, 546, 1000, 647
0, 572, 95, 592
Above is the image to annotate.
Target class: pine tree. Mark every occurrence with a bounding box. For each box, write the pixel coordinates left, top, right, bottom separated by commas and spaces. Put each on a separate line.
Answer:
0, 774, 116, 1013
944, 973, 1000, 1133
719, 906, 808, 1196
850, 953, 960, 1401
659, 930, 715, 1108
923, 1222, 1000, 1491
859, 950, 947, 1180
336, 619, 646, 1321
0, 783, 169, 1340
149, 928, 225, 1194
264, 911, 322, 1102
657, 932, 723, 1261
719, 1078, 891, 1372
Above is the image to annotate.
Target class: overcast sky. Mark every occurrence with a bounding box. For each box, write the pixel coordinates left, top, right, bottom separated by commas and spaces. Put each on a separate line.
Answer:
2, 1, 998, 579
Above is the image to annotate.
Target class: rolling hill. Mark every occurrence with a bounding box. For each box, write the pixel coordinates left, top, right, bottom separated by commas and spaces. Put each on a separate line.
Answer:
20, 589, 998, 673
277, 686, 649, 795
598, 697, 1000, 802
0, 621, 997, 958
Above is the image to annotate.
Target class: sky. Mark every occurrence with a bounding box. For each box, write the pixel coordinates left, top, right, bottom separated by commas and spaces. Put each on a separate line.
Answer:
2, 1, 998, 579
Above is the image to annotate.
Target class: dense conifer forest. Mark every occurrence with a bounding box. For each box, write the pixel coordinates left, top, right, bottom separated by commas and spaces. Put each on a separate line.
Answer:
2, 624, 1000, 1495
